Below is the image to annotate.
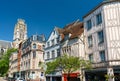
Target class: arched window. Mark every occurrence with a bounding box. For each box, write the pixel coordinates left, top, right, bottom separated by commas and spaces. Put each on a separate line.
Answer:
33, 43, 36, 49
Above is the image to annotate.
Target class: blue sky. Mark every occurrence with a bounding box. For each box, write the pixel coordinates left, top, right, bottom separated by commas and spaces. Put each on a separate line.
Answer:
0, 0, 102, 41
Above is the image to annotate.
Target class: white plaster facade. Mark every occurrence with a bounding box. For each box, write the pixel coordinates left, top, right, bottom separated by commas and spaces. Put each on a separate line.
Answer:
44, 27, 61, 81
44, 27, 61, 62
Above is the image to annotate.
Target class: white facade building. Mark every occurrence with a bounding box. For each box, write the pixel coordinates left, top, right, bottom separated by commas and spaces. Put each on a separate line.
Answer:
44, 27, 62, 81
83, 0, 120, 81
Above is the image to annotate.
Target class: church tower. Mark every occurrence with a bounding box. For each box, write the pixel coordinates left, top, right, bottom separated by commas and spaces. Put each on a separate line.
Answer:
13, 19, 27, 48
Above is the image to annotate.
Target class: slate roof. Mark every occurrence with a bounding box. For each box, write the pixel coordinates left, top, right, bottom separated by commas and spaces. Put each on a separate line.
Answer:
0, 40, 12, 48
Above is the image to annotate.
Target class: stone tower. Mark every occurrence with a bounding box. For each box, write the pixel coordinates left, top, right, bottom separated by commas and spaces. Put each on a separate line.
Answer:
13, 19, 27, 48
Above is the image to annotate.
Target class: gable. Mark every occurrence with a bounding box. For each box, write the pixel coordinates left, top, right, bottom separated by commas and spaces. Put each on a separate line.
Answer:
47, 27, 60, 42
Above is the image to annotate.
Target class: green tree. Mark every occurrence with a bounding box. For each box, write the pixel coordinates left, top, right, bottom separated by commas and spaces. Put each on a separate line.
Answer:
0, 48, 17, 76
46, 54, 91, 81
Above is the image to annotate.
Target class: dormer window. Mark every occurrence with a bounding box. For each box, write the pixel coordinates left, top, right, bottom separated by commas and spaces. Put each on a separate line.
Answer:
33, 43, 36, 49
33, 35, 37, 41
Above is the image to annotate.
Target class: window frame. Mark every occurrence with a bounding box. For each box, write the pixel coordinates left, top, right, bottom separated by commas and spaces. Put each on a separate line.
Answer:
51, 39, 54, 46
47, 52, 50, 59
99, 50, 106, 62
98, 30, 104, 44
87, 19, 92, 31
57, 49, 60, 57
89, 54, 93, 62
33, 43, 36, 49
47, 42, 50, 47
52, 50, 55, 58
88, 35, 93, 47
96, 13, 102, 25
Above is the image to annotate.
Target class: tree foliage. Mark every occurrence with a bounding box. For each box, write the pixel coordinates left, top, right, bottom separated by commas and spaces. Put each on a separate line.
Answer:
0, 48, 17, 76
46, 54, 91, 78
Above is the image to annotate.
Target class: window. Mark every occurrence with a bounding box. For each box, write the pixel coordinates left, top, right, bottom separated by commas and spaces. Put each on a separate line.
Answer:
100, 50, 106, 62
52, 50, 55, 58
89, 54, 93, 62
47, 42, 50, 47
51, 39, 54, 46
98, 30, 104, 44
33, 51, 36, 58
96, 13, 102, 25
26, 61, 27, 68
37, 36, 40, 41
33, 43, 36, 49
57, 49, 60, 57
87, 19, 92, 31
56, 37, 59, 44
28, 59, 30, 67
88, 35, 93, 47
47, 52, 50, 59
33, 35, 37, 41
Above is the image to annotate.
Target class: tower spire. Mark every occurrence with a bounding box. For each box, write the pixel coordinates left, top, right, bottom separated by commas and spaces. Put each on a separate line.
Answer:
13, 18, 27, 48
